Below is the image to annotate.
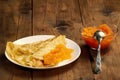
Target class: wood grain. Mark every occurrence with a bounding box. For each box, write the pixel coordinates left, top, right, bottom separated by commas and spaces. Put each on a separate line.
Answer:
12, 0, 32, 80
0, 1, 18, 80
78, 0, 120, 80
33, 0, 59, 80
0, 0, 32, 80
0, 0, 120, 80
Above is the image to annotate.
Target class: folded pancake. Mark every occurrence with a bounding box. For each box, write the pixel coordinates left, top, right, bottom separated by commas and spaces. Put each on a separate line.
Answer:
32, 35, 66, 60
6, 35, 66, 67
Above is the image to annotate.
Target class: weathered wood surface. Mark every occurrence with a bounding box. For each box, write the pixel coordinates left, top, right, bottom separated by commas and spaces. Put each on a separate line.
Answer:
0, 0, 120, 80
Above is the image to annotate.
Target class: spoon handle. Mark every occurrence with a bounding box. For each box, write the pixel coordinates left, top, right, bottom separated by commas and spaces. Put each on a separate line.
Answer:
95, 42, 101, 73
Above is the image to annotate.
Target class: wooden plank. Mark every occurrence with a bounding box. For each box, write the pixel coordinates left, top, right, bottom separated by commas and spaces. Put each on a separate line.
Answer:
0, 1, 19, 80
33, 0, 93, 80
33, 0, 46, 35
33, 0, 59, 80
33, 0, 54, 35
1, 0, 120, 80
54, 0, 94, 80
79, 0, 120, 79
17, 0, 32, 39
0, 0, 32, 80
12, 0, 32, 80
43, 0, 60, 35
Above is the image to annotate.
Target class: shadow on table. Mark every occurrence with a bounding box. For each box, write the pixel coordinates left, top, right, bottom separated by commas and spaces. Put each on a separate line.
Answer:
83, 44, 112, 74
0, 52, 75, 78
0, 43, 111, 78
0, 53, 15, 71
0, 53, 32, 79
32, 60, 75, 78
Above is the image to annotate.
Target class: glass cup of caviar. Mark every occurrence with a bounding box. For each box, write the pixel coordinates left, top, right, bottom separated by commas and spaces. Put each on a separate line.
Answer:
81, 24, 118, 49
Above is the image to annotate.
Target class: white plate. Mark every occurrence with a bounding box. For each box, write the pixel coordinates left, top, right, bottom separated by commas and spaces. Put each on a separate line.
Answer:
5, 35, 81, 69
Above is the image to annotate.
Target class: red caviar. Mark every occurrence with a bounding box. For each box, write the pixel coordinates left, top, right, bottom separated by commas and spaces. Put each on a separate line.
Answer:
82, 24, 114, 49
44, 44, 73, 65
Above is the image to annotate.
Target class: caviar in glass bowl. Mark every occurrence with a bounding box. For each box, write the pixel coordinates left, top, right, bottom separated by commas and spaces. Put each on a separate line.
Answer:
81, 24, 117, 49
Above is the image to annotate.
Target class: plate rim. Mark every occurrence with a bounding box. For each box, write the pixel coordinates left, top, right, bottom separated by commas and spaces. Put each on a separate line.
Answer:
5, 35, 81, 69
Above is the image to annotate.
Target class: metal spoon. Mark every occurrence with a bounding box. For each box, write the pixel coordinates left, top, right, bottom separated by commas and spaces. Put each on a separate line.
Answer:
94, 30, 106, 74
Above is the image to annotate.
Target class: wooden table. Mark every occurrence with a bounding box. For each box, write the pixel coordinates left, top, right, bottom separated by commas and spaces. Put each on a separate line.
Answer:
0, 0, 120, 80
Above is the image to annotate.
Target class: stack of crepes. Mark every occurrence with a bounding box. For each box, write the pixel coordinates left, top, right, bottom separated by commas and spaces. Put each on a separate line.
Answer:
6, 35, 74, 67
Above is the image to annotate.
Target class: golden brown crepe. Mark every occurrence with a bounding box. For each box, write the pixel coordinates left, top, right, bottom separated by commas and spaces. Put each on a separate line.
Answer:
6, 35, 66, 67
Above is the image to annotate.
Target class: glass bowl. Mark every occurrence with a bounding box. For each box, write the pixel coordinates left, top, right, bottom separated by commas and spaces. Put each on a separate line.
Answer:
81, 24, 118, 49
